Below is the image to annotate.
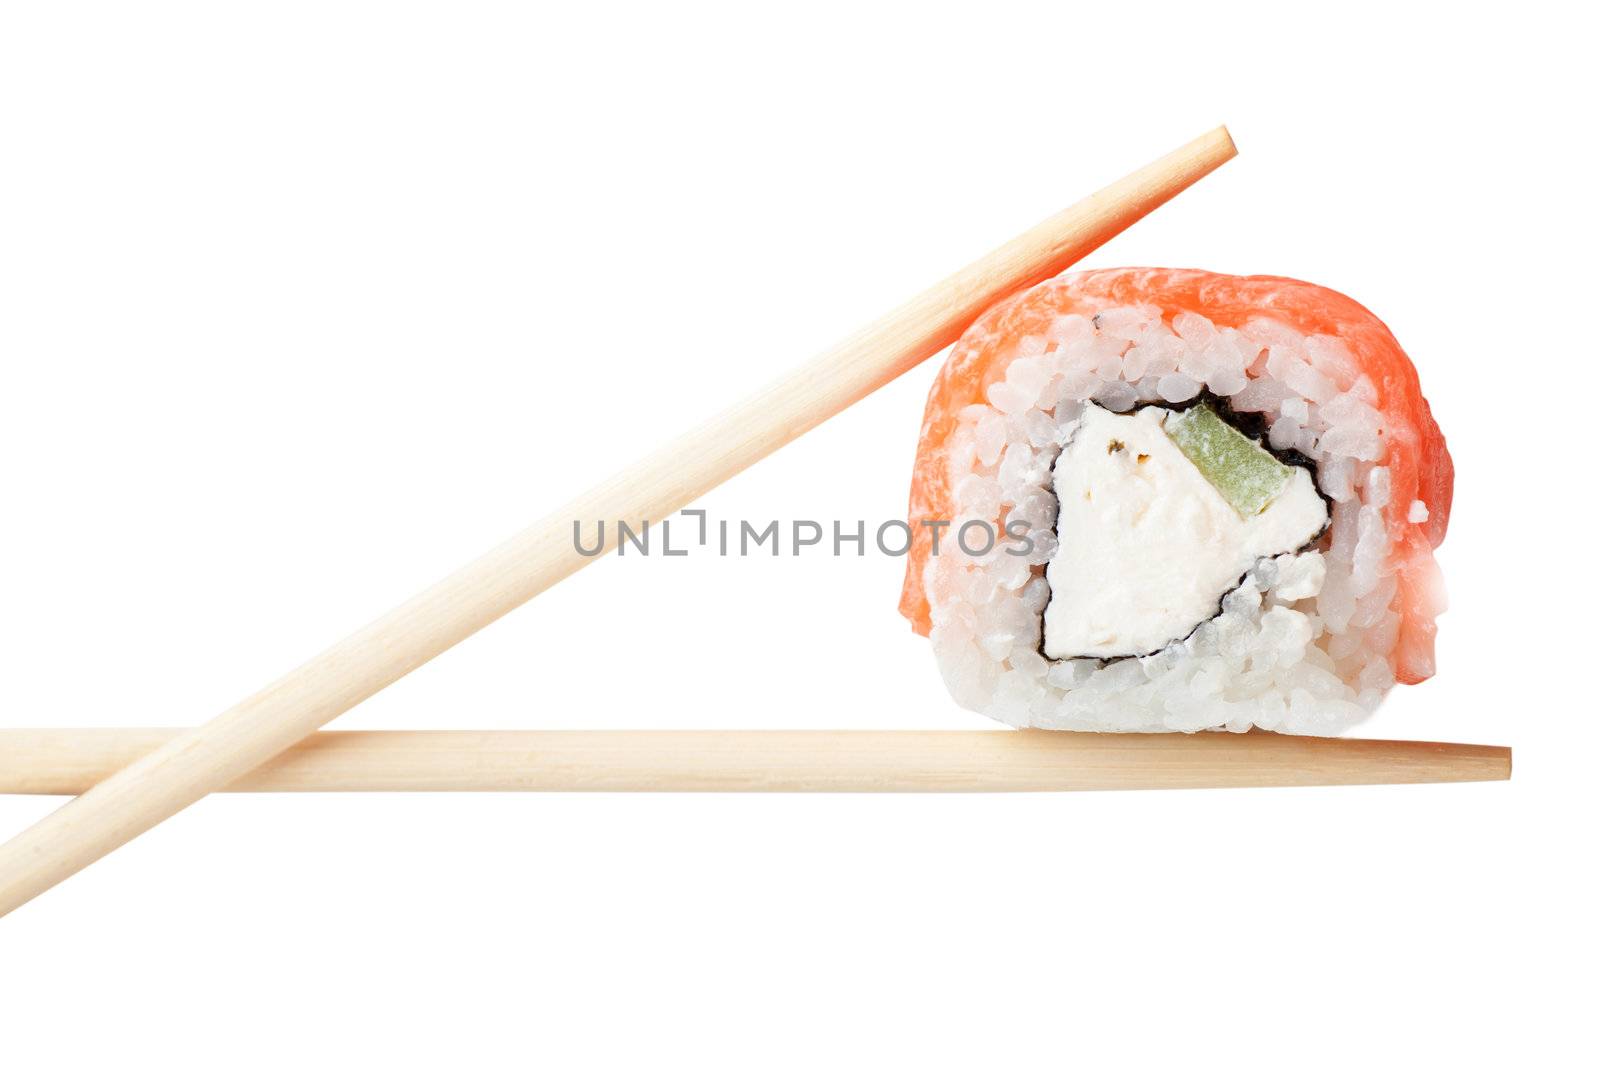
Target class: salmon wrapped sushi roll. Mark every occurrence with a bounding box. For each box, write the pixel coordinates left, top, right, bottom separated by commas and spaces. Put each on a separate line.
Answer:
900, 268, 1451, 734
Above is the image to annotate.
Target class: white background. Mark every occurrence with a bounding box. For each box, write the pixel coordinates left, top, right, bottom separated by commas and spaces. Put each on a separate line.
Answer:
0, 3, 1593, 1063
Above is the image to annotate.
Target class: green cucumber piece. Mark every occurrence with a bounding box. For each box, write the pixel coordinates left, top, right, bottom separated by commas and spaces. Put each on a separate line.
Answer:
1165, 404, 1293, 517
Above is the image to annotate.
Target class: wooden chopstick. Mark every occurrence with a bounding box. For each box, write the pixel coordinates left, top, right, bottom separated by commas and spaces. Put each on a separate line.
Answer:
0, 127, 1237, 916
0, 729, 1509, 794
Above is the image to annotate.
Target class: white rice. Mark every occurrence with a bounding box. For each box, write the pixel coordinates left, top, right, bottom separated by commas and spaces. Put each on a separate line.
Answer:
922, 302, 1418, 735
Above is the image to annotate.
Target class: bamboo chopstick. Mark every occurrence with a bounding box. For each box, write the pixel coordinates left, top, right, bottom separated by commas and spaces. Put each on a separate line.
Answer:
0, 729, 1510, 794
0, 127, 1237, 916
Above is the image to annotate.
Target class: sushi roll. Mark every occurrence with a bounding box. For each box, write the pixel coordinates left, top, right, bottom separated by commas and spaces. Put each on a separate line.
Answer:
900, 269, 1452, 735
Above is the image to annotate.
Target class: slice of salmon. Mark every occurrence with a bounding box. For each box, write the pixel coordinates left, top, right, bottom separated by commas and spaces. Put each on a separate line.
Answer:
899, 268, 1452, 685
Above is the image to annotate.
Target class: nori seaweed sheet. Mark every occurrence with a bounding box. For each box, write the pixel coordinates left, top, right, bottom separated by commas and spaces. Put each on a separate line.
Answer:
1033, 390, 1335, 665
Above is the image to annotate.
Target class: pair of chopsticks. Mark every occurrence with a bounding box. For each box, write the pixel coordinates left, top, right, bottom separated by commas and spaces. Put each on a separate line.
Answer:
0, 126, 1507, 918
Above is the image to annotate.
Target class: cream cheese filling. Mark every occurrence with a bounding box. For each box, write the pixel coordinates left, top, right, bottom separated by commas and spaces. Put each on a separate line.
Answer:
1042, 405, 1328, 660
